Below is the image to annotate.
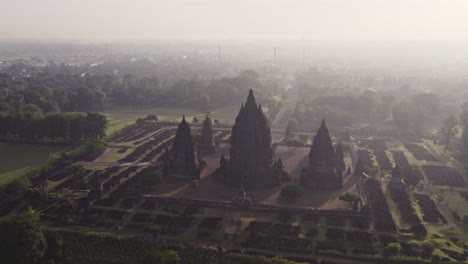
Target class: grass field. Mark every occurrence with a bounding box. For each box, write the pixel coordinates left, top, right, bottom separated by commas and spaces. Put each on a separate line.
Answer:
0, 142, 72, 185
104, 106, 239, 135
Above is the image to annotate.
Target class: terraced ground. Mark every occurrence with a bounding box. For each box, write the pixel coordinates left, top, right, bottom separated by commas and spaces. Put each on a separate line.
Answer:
354, 136, 468, 256
4, 123, 467, 263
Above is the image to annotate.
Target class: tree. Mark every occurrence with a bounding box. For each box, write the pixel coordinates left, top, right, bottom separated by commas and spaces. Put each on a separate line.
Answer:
146, 114, 158, 122
27, 188, 48, 208
192, 116, 199, 124
144, 250, 181, 264
438, 115, 459, 153
280, 184, 303, 202
44, 230, 63, 262
384, 243, 401, 257
286, 136, 304, 147
401, 164, 424, 189
339, 192, 360, 209
66, 164, 88, 182
136, 118, 146, 126
189, 179, 199, 189
83, 112, 108, 139
0, 207, 47, 264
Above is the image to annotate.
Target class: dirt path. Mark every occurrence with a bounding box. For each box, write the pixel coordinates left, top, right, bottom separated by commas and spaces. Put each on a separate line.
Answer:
78, 161, 158, 167
93, 147, 113, 163
271, 81, 298, 142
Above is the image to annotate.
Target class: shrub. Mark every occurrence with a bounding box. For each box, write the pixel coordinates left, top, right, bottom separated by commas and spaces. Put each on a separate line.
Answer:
189, 180, 199, 189
384, 243, 401, 257
286, 136, 304, 147
338, 192, 360, 208
280, 184, 303, 202
146, 115, 158, 122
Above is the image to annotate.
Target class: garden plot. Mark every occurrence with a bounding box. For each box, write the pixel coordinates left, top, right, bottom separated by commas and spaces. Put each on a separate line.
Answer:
421, 165, 466, 187
404, 143, 438, 161
391, 151, 410, 166
373, 150, 392, 171
414, 193, 447, 224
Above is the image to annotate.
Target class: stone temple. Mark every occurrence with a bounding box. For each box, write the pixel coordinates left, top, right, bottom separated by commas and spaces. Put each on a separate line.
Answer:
162, 116, 199, 179
301, 120, 342, 189
215, 89, 289, 188
198, 115, 215, 156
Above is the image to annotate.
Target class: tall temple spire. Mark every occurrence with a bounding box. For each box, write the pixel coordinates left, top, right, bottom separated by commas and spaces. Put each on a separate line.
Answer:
245, 89, 256, 108
198, 114, 215, 155
162, 116, 198, 178
301, 119, 342, 189
215, 89, 288, 188
309, 119, 334, 164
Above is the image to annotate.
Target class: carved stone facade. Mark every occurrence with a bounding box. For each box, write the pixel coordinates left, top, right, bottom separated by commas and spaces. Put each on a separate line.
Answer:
198, 115, 215, 155
162, 116, 199, 179
301, 120, 342, 189
216, 89, 288, 188
335, 142, 346, 175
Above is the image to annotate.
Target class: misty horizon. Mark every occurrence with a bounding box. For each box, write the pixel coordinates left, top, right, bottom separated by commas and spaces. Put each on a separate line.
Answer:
3, 0, 468, 44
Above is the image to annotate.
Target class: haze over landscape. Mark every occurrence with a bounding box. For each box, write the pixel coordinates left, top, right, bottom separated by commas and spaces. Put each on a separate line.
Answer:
1, 1, 468, 264
4, 0, 468, 43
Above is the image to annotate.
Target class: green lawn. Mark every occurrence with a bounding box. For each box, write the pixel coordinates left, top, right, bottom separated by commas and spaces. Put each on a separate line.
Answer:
104, 106, 239, 135
0, 142, 72, 185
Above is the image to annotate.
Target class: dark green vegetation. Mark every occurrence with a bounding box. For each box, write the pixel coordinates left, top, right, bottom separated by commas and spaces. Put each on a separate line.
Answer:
0, 208, 63, 264
0, 70, 281, 114
280, 184, 304, 202
0, 112, 107, 142
58, 231, 310, 264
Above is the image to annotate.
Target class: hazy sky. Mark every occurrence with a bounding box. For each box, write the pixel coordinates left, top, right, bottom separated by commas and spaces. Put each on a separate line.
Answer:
3, 0, 468, 43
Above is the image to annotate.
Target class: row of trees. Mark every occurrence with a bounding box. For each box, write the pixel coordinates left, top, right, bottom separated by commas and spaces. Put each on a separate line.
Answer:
0, 70, 280, 113
0, 112, 107, 142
